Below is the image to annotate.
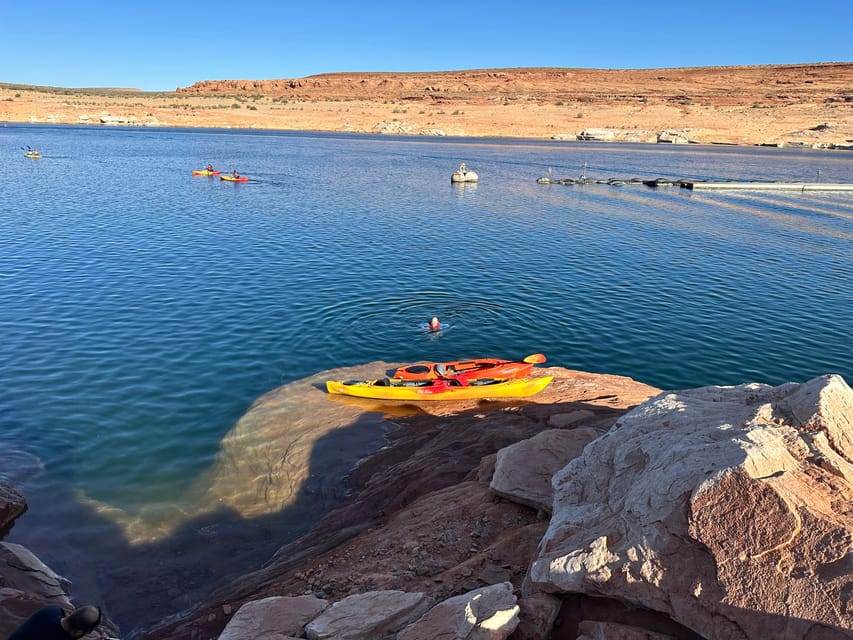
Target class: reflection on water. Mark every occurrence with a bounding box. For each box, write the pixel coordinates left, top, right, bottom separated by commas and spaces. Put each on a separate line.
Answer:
0, 125, 850, 630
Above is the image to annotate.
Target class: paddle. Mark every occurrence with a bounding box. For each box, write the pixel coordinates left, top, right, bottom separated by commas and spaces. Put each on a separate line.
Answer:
522, 353, 547, 364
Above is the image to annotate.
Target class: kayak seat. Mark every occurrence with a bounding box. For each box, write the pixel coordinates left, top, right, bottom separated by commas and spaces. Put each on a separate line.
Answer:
406, 365, 431, 374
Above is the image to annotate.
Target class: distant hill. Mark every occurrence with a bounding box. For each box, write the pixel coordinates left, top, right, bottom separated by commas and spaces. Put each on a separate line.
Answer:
177, 63, 853, 107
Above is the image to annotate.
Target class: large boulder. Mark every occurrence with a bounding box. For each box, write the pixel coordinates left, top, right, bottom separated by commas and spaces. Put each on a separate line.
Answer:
490, 428, 601, 512
0, 482, 26, 532
218, 595, 328, 640
304, 590, 430, 640
531, 374, 853, 639
397, 582, 519, 640
0, 542, 73, 639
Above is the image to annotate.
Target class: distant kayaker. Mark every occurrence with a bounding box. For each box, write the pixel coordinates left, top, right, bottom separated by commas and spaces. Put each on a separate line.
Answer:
232, 169, 240, 178
428, 316, 441, 331
458, 162, 467, 174
206, 164, 214, 172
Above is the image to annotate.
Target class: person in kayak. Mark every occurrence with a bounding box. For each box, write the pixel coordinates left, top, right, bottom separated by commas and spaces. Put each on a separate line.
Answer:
232, 169, 240, 178
206, 164, 214, 172
428, 316, 441, 331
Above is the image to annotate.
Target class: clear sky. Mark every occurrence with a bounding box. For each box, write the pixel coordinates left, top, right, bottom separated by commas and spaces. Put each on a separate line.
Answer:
2, 0, 851, 92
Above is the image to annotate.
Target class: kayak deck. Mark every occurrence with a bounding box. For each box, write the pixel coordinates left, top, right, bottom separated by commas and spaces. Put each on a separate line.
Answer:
393, 354, 545, 381
326, 376, 553, 401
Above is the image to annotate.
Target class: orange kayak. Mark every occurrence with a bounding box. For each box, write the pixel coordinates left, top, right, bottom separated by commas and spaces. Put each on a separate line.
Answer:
393, 353, 546, 381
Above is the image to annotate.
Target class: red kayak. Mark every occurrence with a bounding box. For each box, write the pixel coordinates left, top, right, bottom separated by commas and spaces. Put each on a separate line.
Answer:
221, 175, 248, 182
393, 353, 546, 381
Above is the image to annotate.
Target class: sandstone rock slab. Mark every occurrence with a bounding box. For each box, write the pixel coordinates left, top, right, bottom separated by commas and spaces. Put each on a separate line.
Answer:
0, 542, 73, 639
531, 374, 853, 639
397, 582, 519, 640
0, 482, 27, 532
304, 590, 429, 640
490, 428, 600, 512
218, 595, 328, 640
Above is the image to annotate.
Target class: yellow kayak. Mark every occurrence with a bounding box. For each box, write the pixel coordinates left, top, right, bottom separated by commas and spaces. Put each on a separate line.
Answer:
24, 151, 41, 159
325, 376, 553, 401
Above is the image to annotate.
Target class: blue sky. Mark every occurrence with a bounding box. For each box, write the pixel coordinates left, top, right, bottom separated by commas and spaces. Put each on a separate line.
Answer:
2, 0, 851, 91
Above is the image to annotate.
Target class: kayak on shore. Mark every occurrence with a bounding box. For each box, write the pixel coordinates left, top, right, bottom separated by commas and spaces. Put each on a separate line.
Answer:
393, 353, 546, 381
325, 375, 553, 401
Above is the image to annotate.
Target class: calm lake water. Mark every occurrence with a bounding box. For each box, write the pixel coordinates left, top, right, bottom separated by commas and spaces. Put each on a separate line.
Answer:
1, 124, 851, 632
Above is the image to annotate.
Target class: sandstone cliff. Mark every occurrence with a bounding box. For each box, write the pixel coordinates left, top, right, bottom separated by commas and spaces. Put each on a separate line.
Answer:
178, 64, 852, 107
3, 63, 852, 145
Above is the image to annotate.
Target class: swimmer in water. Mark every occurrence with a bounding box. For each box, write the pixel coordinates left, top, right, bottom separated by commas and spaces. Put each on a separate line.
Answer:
428, 316, 441, 331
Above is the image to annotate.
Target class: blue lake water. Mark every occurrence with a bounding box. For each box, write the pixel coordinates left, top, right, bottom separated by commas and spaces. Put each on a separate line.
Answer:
1, 124, 851, 630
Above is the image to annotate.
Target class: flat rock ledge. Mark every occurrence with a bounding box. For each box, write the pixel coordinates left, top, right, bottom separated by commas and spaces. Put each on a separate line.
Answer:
4, 368, 853, 640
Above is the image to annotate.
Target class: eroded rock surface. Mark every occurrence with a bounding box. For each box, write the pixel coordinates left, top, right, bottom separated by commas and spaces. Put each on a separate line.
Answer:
16, 366, 853, 640
142, 366, 656, 640
490, 427, 602, 513
0, 542, 72, 639
218, 595, 328, 640
304, 590, 430, 640
531, 374, 853, 639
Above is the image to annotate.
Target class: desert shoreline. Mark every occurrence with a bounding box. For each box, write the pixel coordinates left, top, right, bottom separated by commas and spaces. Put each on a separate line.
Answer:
3, 63, 852, 148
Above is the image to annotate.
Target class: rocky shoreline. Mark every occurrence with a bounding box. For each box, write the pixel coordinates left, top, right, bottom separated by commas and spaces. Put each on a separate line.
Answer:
3, 63, 852, 147
3, 365, 853, 640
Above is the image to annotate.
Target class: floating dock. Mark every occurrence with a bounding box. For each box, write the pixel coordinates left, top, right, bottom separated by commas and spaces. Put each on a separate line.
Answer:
681, 181, 853, 192
537, 174, 853, 192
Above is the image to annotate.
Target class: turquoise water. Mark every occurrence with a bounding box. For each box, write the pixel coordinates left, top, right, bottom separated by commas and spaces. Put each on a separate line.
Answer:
1, 124, 851, 629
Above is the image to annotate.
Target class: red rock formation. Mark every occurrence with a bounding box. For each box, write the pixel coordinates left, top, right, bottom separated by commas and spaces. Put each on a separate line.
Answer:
177, 64, 853, 107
